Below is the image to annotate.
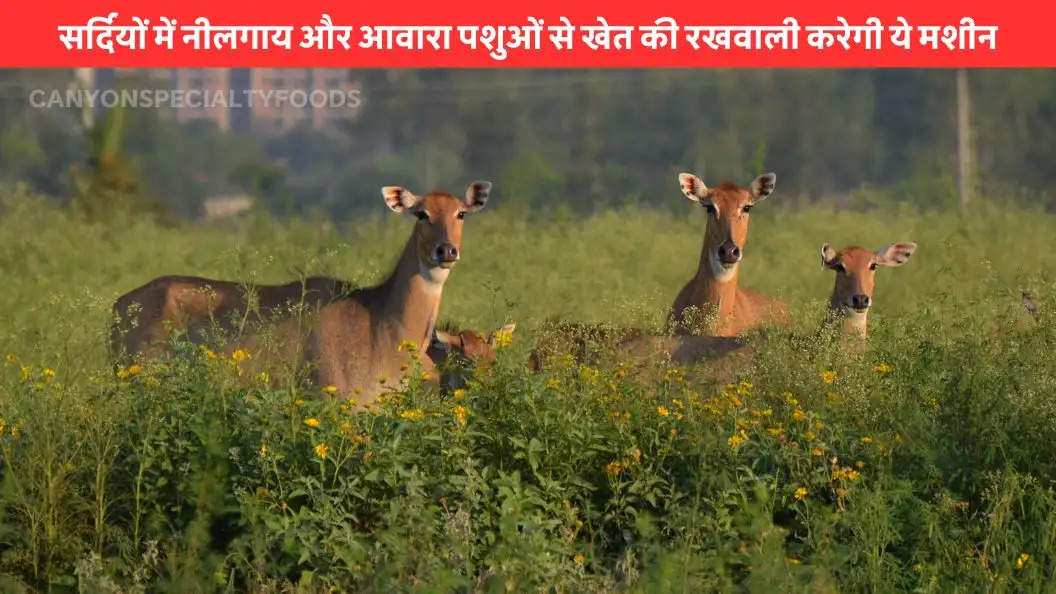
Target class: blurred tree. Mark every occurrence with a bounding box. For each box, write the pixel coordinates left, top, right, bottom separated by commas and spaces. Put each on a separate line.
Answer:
3, 68, 1056, 218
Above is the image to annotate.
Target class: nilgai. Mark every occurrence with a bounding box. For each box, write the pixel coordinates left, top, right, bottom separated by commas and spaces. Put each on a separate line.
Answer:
670, 172, 787, 336
111, 181, 492, 406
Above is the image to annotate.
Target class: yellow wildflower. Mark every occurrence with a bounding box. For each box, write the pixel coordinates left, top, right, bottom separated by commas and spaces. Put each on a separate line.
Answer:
821, 371, 837, 384
788, 557, 802, 565
260, 442, 268, 457
856, 461, 865, 469
41, 368, 56, 378
4, 354, 15, 364
811, 448, 824, 456
256, 372, 270, 384
657, 406, 670, 417
319, 385, 338, 395
573, 553, 586, 564
794, 487, 808, 500
399, 408, 425, 421
232, 349, 251, 362
815, 421, 825, 430
396, 340, 417, 353
453, 388, 466, 399
454, 405, 468, 427
604, 460, 628, 477
791, 409, 806, 422
782, 392, 798, 405
860, 436, 873, 444
1017, 553, 1030, 569
304, 418, 321, 428
314, 442, 329, 460
805, 431, 817, 440
873, 363, 892, 373
490, 328, 513, 349
728, 429, 749, 450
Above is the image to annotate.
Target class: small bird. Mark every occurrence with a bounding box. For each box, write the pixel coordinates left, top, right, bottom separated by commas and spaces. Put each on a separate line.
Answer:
1022, 291, 1040, 318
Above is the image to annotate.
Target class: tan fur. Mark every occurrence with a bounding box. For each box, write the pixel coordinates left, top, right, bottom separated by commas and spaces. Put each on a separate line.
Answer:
821, 242, 916, 339
617, 334, 747, 365
429, 323, 515, 390
110, 181, 492, 407
670, 173, 787, 337
528, 320, 747, 375
111, 275, 349, 363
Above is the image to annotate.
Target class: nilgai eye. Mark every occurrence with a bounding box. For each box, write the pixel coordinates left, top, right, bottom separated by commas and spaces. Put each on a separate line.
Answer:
456, 211, 466, 220
415, 211, 429, 221
742, 205, 753, 213
869, 262, 878, 271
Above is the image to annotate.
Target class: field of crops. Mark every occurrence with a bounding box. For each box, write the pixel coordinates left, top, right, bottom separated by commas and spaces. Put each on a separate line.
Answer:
1, 188, 1056, 591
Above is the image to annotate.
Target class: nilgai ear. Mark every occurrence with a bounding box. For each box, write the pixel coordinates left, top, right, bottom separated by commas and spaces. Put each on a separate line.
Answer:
430, 330, 456, 353
749, 172, 777, 201
678, 173, 708, 202
382, 186, 420, 213
876, 242, 917, 267
821, 243, 839, 269
464, 180, 492, 212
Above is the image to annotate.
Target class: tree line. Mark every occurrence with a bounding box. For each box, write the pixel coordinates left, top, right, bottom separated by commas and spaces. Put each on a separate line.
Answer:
0, 68, 1053, 219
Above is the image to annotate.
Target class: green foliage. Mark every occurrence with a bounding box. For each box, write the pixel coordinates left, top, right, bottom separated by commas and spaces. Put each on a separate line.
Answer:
1, 191, 1055, 590
4, 69, 1056, 218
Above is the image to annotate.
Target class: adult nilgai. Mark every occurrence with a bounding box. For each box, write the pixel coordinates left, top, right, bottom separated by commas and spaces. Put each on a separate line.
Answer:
820, 242, 916, 338
111, 181, 491, 406
669, 172, 787, 337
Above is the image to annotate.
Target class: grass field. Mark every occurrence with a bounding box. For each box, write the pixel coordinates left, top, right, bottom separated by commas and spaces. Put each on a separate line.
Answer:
1, 187, 1056, 592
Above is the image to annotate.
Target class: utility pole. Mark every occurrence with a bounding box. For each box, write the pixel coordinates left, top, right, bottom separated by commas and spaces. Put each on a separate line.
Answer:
956, 68, 973, 206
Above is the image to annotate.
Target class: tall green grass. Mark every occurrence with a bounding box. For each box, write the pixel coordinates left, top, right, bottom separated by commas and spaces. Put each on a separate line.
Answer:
1, 188, 1055, 591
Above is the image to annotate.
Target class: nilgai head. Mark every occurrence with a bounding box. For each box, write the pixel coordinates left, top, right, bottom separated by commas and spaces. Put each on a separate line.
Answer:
428, 323, 517, 389
678, 172, 777, 282
382, 180, 491, 281
1022, 291, 1040, 318
822, 243, 917, 318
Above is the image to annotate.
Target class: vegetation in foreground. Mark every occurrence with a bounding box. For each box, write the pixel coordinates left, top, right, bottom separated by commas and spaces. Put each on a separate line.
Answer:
1, 190, 1055, 592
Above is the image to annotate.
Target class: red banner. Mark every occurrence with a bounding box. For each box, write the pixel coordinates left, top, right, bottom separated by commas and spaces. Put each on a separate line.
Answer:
0, 0, 1052, 67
